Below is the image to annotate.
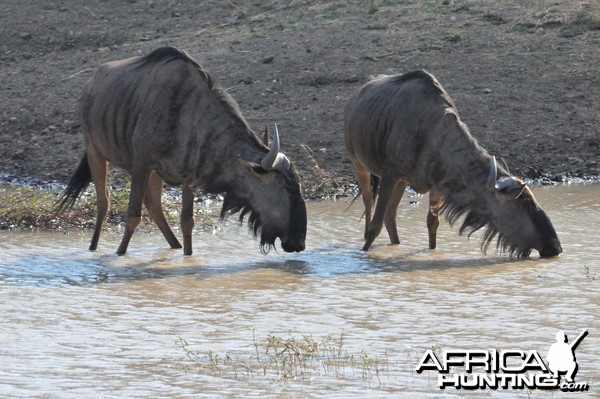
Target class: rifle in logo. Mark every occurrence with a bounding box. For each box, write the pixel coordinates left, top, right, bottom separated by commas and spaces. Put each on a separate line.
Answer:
547, 329, 588, 383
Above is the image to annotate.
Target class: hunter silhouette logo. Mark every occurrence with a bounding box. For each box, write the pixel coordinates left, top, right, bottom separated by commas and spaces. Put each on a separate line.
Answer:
547, 329, 587, 383
416, 329, 589, 392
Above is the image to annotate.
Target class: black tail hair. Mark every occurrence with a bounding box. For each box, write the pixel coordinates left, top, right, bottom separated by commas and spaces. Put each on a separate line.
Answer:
370, 174, 380, 201
348, 174, 381, 214
55, 152, 92, 213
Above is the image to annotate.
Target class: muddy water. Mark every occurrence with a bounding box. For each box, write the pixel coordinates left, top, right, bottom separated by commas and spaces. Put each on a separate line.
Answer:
0, 184, 598, 398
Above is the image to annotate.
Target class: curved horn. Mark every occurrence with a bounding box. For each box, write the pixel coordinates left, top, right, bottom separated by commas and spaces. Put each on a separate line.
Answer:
487, 156, 497, 192
261, 123, 280, 170
261, 124, 290, 171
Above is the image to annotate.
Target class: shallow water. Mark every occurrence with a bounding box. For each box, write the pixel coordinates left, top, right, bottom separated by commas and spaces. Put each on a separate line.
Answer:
0, 183, 598, 398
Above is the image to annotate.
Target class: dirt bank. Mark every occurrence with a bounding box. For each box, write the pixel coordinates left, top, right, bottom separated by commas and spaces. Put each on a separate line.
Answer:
1, 1, 598, 198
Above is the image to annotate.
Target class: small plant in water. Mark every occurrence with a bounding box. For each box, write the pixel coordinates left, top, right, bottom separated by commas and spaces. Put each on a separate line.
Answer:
583, 265, 597, 281
173, 331, 390, 386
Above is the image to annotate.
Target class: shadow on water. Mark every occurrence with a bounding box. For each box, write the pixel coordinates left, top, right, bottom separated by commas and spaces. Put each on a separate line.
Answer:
0, 241, 537, 288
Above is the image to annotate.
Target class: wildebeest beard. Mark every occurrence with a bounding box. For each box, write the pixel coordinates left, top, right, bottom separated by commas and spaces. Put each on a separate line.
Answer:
220, 191, 279, 254
440, 193, 533, 258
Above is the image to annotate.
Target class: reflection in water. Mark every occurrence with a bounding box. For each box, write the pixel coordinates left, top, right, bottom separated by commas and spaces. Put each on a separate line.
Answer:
0, 183, 598, 398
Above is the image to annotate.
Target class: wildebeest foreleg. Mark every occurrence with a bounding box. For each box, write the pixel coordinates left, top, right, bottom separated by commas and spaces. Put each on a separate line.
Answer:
363, 173, 398, 251
87, 144, 109, 251
427, 189, 442, 249
180, 181, 195, 256
384, 181, 407, 245
143, 171, 182, 250
116, 168, 151, 255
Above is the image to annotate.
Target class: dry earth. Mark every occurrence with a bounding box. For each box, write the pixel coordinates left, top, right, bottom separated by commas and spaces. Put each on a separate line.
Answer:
1, 0, 599, 198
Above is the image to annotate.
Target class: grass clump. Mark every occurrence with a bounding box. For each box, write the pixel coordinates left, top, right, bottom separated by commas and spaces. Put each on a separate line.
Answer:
297, 144, 330, 198
0, 183, 215, 231
583, 265, 597, 281
568, 6, 600, 32
366, 0, 379, 15
321, 3, 347, 20
174, 330, 389, 385
482, 12, 507, 25
0, 184, 137, 229
516, 4, 600, 34
0, 185, 66, 229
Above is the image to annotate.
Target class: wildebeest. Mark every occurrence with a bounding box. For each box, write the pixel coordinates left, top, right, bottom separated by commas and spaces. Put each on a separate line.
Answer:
58, 46, 307, 255
344, 70, 562, 257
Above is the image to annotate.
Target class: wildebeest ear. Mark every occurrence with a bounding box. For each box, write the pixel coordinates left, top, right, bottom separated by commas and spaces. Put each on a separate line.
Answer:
238, 156, 270, 180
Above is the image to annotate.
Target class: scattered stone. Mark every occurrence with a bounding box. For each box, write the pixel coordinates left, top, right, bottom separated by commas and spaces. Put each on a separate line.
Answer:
19, 32, 32, 40
249, 13, 266, 22
483, 88, 492, 94
568, 157, 583, 164
560, 29, 576, 38
261, 56, 274, 64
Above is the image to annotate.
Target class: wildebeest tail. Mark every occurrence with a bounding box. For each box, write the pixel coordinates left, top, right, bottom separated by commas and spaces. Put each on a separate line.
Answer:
348, 174, 380, 212
55, 152, 92, 213
370, 174, 380, 200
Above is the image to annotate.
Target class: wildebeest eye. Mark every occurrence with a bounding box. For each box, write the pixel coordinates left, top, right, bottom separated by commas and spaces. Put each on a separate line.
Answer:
251, 164, 269, 175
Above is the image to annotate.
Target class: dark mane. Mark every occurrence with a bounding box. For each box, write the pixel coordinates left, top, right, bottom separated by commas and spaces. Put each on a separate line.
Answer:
440, 192, 533, 257
136, 46, 248, 127
390, 69, 432, 85
135, 46, 214, 84
390, 69, 457, 110
220, 191, 278, 254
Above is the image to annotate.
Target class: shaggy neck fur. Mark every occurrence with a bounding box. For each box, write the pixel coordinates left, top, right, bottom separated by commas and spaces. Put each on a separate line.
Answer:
434, 113, 531, 257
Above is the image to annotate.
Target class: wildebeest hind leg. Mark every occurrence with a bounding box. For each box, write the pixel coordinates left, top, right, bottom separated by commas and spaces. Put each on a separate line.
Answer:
87, 143, 109, 251
180, 181, 195, 256
363, 173, 397, 251
427, 190, 442, 249
351, 161, 374, 240
116, 168, 151, 255
143, 171, 182, 249
384, 181, 407, 245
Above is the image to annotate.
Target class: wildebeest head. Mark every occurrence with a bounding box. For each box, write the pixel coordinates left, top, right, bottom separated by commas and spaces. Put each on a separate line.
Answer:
221, 124, 307, 253
478, 156, 562, 257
